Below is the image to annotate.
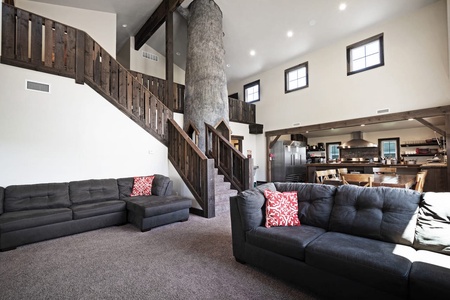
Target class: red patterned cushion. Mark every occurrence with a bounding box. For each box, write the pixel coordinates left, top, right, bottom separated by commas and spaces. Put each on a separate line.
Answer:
264, 189, 301, 228
130, 176, 155, 197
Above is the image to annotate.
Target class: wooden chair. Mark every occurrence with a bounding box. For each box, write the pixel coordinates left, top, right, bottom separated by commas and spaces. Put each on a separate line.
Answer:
337, 168, 348, 179
327, 169, 339, 179
315, 170, 330, 183
342, 174, 374, 187
373, 167, 397, 174
415, 170, 428, 193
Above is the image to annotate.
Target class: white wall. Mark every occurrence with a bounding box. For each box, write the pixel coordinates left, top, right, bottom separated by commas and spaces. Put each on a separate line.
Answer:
0, 64, 169, 186
127, 37, 186, 85
15, 0, 116, 57
228, 0, 450, 181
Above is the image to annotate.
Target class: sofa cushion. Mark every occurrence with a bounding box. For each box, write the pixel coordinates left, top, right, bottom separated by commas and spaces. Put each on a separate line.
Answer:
329, 185, 420, 246
0, 208, 72, 233
71, 200, 126, 220
125, 195, 192, 217
118, 175, 172, 198
414, 192, 450, 255
130, 176, 154, 197
236, 183, 276, 231
275, 182, 336, 230
306, 231, 416, 297
264, 190, 300, 228
0, 186, 4, 214
246, 224, 326, 261
409, 250, 450, 299
69, 179, 119, 205
4, 182, 70, 212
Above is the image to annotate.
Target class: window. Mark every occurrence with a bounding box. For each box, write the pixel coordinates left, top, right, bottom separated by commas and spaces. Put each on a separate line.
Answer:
244, 80, 260, 103
327, 142, 341, 160
378, 138, 399, 160
285, 62, 308, 93
347, 33, 384, 75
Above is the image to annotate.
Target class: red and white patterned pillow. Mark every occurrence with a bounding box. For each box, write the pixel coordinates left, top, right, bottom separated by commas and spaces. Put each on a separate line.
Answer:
264, 189, 301, 228
130, 175, 155, 197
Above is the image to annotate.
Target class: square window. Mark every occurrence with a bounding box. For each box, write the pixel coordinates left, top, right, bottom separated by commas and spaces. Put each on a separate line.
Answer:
347, 33, 384, 75
244, 80, 260, 103
285, 62, 309, 93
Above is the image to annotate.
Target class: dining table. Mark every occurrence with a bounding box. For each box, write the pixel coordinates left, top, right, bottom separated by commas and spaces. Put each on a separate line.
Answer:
323, 174, 417, 189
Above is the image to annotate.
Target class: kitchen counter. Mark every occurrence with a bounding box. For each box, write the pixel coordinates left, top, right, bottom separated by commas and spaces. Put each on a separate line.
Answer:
307, 163, 422, 167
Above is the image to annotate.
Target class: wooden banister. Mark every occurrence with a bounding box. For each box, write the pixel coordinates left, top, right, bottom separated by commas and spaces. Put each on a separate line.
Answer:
167, 119, 215, 218
205, 123, 253, 192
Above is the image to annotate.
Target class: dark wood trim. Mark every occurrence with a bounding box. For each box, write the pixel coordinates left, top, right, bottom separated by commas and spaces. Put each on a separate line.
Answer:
134, 0, 184, 50
265, 105, 450, 137
243, 79, 260, 103
415, 118, 446, 136
377, 137, 400, 161
326, 141, 341, 160
285, 61, 308, 93
165, 11, 174, 111
347, 33, 384, 76
446, 113, 450, 191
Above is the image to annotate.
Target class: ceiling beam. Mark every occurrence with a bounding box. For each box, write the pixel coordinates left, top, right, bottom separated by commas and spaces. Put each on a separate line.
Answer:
134, 0, 184, 51
415, 118, 446, 136
265, 105, 450, 137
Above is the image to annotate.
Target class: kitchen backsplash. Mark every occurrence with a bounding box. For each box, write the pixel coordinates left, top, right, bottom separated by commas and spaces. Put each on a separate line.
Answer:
340, 148, 378, 160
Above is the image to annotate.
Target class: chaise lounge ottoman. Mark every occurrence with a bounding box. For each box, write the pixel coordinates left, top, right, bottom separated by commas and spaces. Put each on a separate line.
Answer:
117, 175, 191, 231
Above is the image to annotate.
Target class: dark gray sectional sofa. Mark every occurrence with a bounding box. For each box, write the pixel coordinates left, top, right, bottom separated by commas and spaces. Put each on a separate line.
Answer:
230, 182, 450, 299
0, 175, 191, 251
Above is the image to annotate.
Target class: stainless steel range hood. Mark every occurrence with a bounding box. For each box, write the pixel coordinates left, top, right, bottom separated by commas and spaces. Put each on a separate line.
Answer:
338, 131, 377, 149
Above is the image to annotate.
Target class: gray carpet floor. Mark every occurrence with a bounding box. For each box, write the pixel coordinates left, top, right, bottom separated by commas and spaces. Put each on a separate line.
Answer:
0, 212, 320, 300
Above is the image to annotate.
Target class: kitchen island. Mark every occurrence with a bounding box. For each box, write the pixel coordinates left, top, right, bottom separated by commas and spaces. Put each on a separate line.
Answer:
306, 163, 448, 192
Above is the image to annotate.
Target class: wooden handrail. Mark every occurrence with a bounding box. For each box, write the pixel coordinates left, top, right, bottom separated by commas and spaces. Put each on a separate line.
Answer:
205, 123, 253, 192
167, 119, 216, 218
1, 3, 171, 144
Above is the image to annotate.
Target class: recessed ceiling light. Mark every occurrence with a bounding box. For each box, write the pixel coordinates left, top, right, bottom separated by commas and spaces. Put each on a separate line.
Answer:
309, 19, 316, 26
226, 64, 231, 68
408, 118, 414, 121
287, 31, 293, 38
250, 50, 256, 56
339, 3, 347, 11
361, 124, 365, 127
122, 24, 127, 28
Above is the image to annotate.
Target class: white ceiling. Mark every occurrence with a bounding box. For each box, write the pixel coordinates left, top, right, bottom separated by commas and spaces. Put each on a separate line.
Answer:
28, 0, 439, 85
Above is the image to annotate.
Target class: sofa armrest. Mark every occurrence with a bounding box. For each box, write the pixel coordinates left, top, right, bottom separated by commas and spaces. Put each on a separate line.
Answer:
0, 186, 4, 215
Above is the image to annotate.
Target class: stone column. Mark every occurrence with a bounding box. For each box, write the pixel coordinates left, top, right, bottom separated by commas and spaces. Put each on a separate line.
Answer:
181, 0, 229, 152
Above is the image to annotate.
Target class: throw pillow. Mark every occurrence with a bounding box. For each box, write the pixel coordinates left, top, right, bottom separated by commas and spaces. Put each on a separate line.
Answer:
130, 176, 155, 197
264, 189, 301, 228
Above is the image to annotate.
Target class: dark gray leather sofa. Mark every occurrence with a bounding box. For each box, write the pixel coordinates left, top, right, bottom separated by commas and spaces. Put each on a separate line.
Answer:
0, 175, 191, 251
230, 182, 450, 299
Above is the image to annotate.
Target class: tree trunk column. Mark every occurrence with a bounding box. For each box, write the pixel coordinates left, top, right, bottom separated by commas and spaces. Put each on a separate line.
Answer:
183, 0, 228, 153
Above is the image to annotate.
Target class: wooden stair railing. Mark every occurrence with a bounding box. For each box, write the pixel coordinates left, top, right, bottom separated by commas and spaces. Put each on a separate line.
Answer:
167, 119, 216, 218
130, 70, 185, 114
1, 3, 171, 144
205, 123, 253, 193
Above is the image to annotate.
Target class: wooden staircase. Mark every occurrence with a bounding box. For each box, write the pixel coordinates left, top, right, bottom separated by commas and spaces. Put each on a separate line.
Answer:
1, 3, 253, 218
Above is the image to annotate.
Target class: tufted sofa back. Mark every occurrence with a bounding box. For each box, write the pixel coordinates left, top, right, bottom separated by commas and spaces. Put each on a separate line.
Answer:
330, 185, 421, 246
275, 182, 336, 230
69, 179, 119, 205
4, 182, 70, 212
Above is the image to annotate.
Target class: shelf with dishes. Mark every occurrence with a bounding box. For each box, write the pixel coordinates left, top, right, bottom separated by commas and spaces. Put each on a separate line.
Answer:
400, 138, 445, 158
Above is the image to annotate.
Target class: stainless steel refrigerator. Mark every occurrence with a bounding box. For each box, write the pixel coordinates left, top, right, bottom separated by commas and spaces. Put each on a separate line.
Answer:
271, 141, 307, 182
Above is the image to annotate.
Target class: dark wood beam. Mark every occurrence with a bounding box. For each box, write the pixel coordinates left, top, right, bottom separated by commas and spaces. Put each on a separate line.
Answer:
134, 0, 184, 51
445, 113, 450, 191
5, 0, 15, 6
265, 105, 450, 137
415, 118, 446, 136
166, 11, 174, 110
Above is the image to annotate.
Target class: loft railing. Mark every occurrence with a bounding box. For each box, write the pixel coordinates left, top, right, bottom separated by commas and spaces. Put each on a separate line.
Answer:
205, 123, 253, 192
1, 3, 171, 144
167, 119, 216, 218
131, 71, 185, 114
228, 97, 256, 124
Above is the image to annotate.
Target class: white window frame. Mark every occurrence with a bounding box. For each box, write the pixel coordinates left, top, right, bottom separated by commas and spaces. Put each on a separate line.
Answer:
378, 138, 399, 160
285, 62, 308, 93
347, 33, 384, 75
244, 80, 260, 103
